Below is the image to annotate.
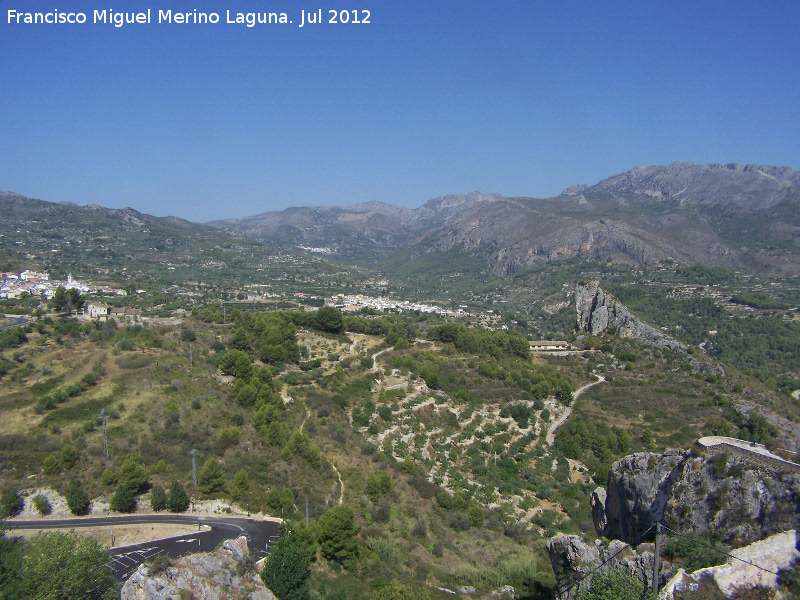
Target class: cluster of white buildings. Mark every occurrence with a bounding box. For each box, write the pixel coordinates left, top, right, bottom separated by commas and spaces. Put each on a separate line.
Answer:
0, 271, 127, 301
326, 293, 467, 318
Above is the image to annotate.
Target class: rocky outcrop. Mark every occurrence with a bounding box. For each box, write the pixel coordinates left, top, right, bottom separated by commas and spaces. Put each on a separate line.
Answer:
575, 282, 686, 351
602, 450, 687, 543
595, 449, 800, 546
661, 530, 799, 599
547, 535, 666, 599
551, 445, 800, 598
120, 535, 276, 600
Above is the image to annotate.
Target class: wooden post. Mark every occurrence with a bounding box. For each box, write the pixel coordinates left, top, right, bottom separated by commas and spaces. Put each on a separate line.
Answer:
653, 523, 662, 599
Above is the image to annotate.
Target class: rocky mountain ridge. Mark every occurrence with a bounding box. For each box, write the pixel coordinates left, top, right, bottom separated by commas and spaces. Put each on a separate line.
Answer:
207, 192, 502, 262
204, 161, 800, 276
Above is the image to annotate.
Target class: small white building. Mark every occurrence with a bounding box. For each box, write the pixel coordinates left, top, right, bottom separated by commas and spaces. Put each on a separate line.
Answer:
85, 303, 109, 320
529, 340, 570, 351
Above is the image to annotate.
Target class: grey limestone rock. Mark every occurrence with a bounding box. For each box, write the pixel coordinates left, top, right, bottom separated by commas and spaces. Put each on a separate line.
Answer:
575, 282, 686, 351
602, 449, 800, 545
121, 535, 276, 600
547, 535, 665, 600
489, 584, 517, 599
590, 487, 610, 536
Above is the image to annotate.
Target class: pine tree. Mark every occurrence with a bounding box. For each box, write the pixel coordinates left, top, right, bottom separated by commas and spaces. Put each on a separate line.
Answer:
261, 523, 311, 600
167, 480, 190, 513
150, 484, 168, 512
110, 484, 136, 513
65, 480, 90, 516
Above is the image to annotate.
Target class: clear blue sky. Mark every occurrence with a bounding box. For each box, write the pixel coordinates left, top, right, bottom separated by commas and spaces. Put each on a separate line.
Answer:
1, 0, 798, 222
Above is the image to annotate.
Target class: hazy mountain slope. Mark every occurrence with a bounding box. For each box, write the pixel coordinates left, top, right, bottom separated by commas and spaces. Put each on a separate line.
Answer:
0, 191, 333, 287
206, 162, 800, 277
207, 192, 502, 262
406, 162, 800, 276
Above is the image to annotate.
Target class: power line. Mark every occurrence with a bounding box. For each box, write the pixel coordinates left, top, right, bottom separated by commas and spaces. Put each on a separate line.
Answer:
660, 525, 781, 577
554, 524, 657, 599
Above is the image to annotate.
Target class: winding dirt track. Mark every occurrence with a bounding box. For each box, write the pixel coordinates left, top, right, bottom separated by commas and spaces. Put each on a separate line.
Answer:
546, 375, 606, 446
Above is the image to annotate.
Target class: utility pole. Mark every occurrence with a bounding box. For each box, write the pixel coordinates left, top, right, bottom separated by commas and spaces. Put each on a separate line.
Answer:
100, 409, 108, 462
652, 522, 662, 599
189, 344, 193, 366
190, 449, 198, 487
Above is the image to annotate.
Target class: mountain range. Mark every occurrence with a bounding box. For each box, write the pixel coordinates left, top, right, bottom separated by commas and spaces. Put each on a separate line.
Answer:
3, 161, 799, 283
209, 162, 800, 276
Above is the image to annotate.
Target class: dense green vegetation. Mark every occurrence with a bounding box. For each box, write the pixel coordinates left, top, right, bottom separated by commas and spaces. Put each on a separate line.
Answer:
0, 529, 119, 599
1, 205, 799, 600
607, 284, 800, 389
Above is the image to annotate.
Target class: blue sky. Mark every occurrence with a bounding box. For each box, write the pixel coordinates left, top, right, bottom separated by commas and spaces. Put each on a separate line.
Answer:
1, 1, 798, 222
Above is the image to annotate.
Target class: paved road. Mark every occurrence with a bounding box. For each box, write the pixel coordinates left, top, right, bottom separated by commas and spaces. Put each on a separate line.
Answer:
0, 315, 31, 331
6, 514, 280, 581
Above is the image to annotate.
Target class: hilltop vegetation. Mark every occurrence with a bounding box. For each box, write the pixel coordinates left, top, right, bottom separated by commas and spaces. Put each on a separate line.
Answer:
1, 289, 796, 598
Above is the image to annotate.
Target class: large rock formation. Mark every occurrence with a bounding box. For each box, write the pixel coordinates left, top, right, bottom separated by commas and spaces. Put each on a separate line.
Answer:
595, 449, 800, 546
661, 530, 800, 599
547, 535, 665, 599
575, 281, 686, 351
121, 536, 276, 600
550, 447, 800, 599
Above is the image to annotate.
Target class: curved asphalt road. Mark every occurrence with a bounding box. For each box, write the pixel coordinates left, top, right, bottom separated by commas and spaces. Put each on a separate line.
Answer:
0, 315, 32, 331
6, 514, 280, 581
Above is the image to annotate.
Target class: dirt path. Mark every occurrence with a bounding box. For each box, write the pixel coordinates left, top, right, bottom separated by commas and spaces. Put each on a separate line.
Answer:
546, 375, 606, 446
280, 389, 293, 406
300, 405, 311, 433
330, 462, 344, 505
372, 348, 390, 373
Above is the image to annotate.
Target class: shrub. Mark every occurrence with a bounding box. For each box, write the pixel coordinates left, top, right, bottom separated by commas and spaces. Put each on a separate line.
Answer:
411, 521, 427, 538
436, 491, 454, 509
371, 502, 391, 523
34, 396, 58, 413
42, 455, 61, 475
468, 505, 485, 528
147, 554, 174, 576
100, 469, 117, 487
31, 494, 52, 516
0, 488, 23, 519
664, 533, 728, 573
366, 471, 394, 502
576, 567, 643, 600
448, 513, 470, 531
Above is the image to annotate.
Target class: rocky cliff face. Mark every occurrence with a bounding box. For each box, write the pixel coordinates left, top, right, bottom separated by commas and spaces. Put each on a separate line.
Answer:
596, 449, 800, 546
121, 536, 276, 600
549, 448, 800, 599
547, 535, 664, 599
574, 281, 686, 350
